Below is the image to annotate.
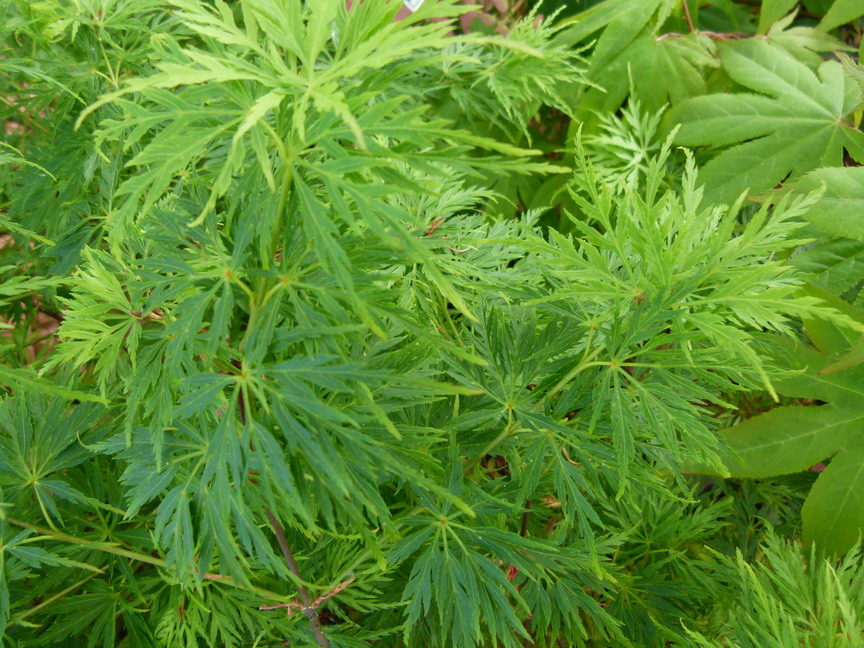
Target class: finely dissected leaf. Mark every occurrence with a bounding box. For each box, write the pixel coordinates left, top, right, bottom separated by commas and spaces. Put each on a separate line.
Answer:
482, 146, 852, 492
0, 367, 107, 404
685, 531, 864, 646
0, 270, 62, 304
0, 396, 109, 524
80, 0, 572, 251
4, 0, 862, 645
786, 167, 864, 241
45, 249, 143, 390
0, 142, 55, 179
0, 521, 103, 633
670, 39, 864, 204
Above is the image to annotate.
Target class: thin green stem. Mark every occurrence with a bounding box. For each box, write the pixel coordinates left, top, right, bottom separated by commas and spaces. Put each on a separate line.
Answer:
265, 508, 330, 648
6, 519, 291, 603
96, 32, 120, 89
236, 161, 293, 352
268, 163, 294, 269
342, 505, 426, 577
258, 280, 288, 312
547, 344, 607, 399
5, 574, 98, 629
466, 418, 521, 473
229, 275, 256, 303
34, 491, 58, 531
464, 341, 609, 471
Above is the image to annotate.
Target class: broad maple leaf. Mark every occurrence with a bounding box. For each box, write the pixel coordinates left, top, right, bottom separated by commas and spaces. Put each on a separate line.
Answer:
669, 39, 864, 205
710, 325, 864, 556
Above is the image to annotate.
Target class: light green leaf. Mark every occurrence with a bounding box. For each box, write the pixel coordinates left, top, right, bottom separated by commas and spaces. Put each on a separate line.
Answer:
719, 405, 862, 477
839, 52, 864, 95
555, 0, 663, 47
0, 367, 108, 404
0, 142, 56, 180
670, 40, 864, 204
233, 89, 286, 144
304, 0, 340, 64
820, 0, 864, 30
766, 21, 850, 67
792, 239, 864, 303
758, 0, 798, 34
712, 335, 864, 554
821, 335, 864, 374
0, 272, 62, 303
802, 445, 864, 556
573, 14, 718, 120
798, 283, 864, 355
787, 167, 864, 242
0, 218, 54, 246
603, 32, 717, 112
244, 0, 305, 61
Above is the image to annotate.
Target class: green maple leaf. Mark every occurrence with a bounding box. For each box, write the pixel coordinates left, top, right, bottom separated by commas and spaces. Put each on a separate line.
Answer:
583, 30, 718, 116
557, 0, 717, 117
710, 328, 864, 556
792, 238, 864, 308
669, 39, 864, 205
786, 167, 864, 242
788, 167, 864, 308
820, 0, 864, 31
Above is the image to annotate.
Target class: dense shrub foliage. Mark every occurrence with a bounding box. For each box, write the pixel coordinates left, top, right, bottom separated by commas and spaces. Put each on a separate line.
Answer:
1, 0, 863, 646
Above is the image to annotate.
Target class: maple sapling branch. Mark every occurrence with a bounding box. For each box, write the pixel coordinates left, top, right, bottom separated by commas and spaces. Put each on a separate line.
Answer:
265, 508, 331, 648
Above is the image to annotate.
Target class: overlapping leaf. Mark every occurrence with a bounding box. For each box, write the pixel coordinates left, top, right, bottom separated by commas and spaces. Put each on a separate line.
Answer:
709, 331, 864, 555
670, 39, 864, 204
557, 0, 717, 119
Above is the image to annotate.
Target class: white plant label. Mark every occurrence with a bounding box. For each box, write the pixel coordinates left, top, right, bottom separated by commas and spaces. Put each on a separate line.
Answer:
404, 0, 425, 12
